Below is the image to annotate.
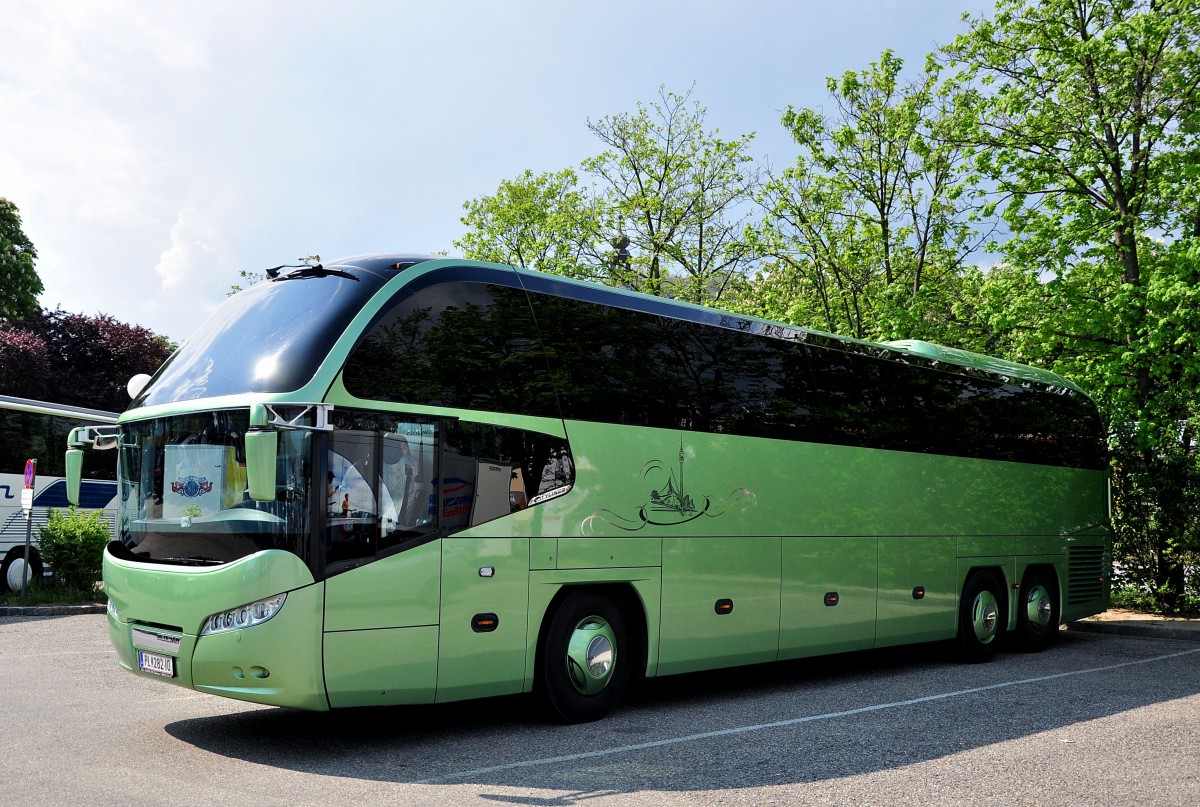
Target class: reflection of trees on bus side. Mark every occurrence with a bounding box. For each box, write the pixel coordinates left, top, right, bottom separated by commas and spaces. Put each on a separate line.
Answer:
344, 294, 573, 509
343, 279, 1103, 472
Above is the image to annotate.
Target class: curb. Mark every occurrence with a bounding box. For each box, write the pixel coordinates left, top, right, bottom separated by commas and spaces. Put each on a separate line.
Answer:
0, 604, 106, 617
1067, 620, 1200, 643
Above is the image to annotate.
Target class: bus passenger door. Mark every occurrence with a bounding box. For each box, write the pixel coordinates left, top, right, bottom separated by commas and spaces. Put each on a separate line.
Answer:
779, 536, 877, 659
436, 452, 529, 703
323, 424, 442, 708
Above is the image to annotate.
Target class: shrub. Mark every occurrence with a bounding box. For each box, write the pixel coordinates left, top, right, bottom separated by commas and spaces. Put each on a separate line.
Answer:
39, 507, 110, 589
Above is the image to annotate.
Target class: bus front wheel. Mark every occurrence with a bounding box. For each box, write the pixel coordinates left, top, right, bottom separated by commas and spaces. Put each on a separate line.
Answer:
957, 570, 1006, 663
539, 590, 630, 723
1, 549, 43, 594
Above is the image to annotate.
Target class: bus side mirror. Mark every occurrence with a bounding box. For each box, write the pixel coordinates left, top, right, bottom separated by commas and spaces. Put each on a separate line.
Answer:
66, 448, 84, 506
245, 430, 277, 502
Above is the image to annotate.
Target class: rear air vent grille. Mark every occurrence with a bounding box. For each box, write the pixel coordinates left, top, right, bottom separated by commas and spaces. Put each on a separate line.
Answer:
1068, 545, 1106, 604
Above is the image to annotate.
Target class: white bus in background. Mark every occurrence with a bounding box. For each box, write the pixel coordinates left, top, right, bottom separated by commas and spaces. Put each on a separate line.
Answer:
0, 395, 119, 592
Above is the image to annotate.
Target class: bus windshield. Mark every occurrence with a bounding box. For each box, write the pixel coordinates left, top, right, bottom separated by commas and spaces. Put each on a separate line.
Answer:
130, 264, 392, 408
114, 411, 311, 567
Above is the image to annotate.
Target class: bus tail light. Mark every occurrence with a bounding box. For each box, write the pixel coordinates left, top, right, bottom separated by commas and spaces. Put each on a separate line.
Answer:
201, 593, 287, 636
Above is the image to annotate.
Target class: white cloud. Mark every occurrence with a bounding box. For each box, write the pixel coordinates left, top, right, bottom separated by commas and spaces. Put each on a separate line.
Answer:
153, 208, 218, 290
141, 207, 231, 333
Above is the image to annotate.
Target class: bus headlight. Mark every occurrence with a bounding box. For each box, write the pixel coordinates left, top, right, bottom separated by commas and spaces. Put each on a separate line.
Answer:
200, 593, 287, 636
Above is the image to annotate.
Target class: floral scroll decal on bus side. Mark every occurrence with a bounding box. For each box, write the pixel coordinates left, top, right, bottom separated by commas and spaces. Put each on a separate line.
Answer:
171, 476, 213, 498
583, 440, 756, 533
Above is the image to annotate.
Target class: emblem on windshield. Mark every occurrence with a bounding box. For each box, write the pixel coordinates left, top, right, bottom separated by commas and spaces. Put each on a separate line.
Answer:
171, 476, 214, 498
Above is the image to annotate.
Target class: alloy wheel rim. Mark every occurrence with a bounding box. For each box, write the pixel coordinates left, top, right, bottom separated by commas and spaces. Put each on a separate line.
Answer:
1024, 584, 1053, 635
565, 616, 617, 695
972, 590, 1000, 644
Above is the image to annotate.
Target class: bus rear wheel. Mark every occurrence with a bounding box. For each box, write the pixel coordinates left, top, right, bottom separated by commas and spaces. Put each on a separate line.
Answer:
539, 590, 630, 723
1016, 569, 1059, 652
957, 570, 1005, 663
1, 549, 43, 594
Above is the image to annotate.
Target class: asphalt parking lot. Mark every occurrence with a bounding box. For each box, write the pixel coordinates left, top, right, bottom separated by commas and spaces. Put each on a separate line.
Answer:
2, 614, 1198, 806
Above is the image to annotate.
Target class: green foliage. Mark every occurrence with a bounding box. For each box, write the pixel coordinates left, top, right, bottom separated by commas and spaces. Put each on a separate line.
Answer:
1108, 418, 1200, 610
947, 0, 1200, 612
0, 197, 42, 322
456, 168, 603, 279
457, 87, 762, 305
39, 507, 111, 590
740, 50, 986, 341
1111, 583, 1200, 617
0, 580, 105, 606
583, 86, 761, 303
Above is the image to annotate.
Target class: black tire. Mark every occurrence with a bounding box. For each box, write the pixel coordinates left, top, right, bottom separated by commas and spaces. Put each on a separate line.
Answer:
1015, 568, 1060, 652
539, 590, 631, 723
1, 549, 43, 594
957, 570, 1006, 663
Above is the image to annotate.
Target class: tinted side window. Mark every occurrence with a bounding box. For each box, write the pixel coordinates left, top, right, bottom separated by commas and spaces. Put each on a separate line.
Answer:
326, 412, 440, 576
443, 421, 574, 532
0, 411, 115, 480
530, 290, 1102, 469
323, 410, 574, 576
527, 293, 817, 437
342, 282, 557, 418
805, 344, 1106, 468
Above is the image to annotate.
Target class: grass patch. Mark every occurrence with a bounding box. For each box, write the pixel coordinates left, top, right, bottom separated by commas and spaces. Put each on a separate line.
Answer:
1, 580, 104, 607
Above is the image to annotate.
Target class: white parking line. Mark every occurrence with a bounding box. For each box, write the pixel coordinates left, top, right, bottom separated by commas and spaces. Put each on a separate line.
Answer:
144, 694, 211, 703
417, 646, 1200, 784
3, 650, 112, 657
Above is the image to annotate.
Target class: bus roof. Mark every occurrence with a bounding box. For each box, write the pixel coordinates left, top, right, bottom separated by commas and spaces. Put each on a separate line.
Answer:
881, 340, 1082, 393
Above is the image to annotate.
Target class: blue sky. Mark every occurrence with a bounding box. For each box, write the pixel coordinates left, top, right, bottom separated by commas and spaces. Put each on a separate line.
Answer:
2, 1, 993, 344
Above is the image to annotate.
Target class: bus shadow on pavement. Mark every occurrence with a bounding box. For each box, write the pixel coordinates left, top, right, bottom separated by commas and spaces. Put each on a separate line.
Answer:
164, 631, 1200, 796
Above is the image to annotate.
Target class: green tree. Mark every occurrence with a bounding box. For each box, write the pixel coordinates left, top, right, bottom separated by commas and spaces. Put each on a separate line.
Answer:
457, 88, 762, 305
584, 86, 761, 303
455, 168, 605, 279
0, 198, 43, 322
742, 51, 987, 342
945, 0, 1200, 610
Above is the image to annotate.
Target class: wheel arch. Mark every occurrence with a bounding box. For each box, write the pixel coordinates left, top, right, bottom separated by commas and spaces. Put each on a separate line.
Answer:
959, 564, 1010, 595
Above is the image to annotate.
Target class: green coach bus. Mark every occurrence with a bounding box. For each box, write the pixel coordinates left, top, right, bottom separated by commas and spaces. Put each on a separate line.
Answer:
68, 254, 1110, 722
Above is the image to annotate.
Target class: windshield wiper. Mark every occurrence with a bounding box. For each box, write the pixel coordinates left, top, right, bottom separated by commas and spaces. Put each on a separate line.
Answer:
159, 556, 224, 566
266, 263, 358, 282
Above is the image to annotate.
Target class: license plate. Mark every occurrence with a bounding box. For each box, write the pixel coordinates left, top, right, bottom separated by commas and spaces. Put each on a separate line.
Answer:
137, 649, 175, 678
